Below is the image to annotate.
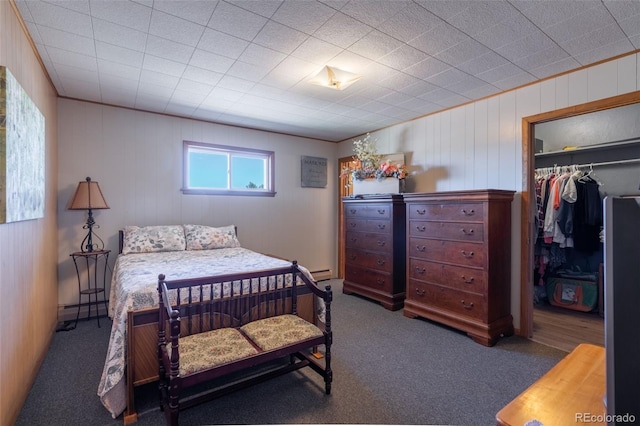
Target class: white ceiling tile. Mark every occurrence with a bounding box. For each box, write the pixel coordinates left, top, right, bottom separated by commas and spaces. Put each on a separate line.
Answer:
447, 1, 521, 37
23, 21, 43, 44
456, 51, 510, 76
151, 0, 218, 26
512, 46, 571, 71
226, 61, 271, 82
560, 24, 629, 57
95, 41, 143, 67
148, 10, 205, 47
14, 1, 35, 22
312, 12, 373, 49
528, 57, 582, 79
491, 71, 537, 91
495, 32, 558, 62
175, 78, 215, 95
226, 0, 283, 19
408, 22, 469, 56
37, 26, 95, 56
97, 59, 141, 81
101, 89, 136, 108
290, 37, 342, 65
434, 39, 491, 68
413, 0, 475, 21
138, 69, 180, 89
572, 39, 637, 66
217, 75, 256, 93
99, 72, 139, 90
142, 55, 186, 78
89, 0, 151, 32
182, 66, 224, 86
197, 29, 250, 59
516, 0, 600, 28
425, 67, 471, 88
238, 44, 286, 69
253, 21, 308, 54
46, 46, 97, 71
92, 18, 148, 52
340, 0, 412, 27
144, 35, 194, 64
404, 57, 450, 80
207, 1, 268, 41
474, 13, 540, 50
456, 84, 501, 100
379, 44, 429, 71
136, 83, 173, 99
348, 29, 404, 61
170, 90, 207, 106
189, 49, 235, 74
476, 62, 525, 84
27, 1, 93, 37
377, 3, 441, 42
271, 0, 336, 34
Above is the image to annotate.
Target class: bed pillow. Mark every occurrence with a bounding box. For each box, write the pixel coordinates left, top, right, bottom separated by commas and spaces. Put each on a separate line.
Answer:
122, 225, 186, 255
184, 224, 241, 250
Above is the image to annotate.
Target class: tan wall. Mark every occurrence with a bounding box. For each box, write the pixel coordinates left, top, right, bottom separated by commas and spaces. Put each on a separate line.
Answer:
0, 2, 59, 424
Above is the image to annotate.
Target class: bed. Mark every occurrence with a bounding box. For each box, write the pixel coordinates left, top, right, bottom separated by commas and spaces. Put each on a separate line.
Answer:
97, 224, 320, 423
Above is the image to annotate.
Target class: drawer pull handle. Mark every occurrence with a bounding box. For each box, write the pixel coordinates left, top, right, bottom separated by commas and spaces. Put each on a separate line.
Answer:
377, 224, 386, 230
416, 225, 426, 232
376, 259, 385, 266
350, 222, 357, 227
415, 288, 425, 296
460, 228, 474, 235
461, 209, 475, 216
460, 250, 474, 258
376, 278, 385, 285
416, 245, 426, 252
350, 255, 357, 260
461, 300, 474, 310
415, 267, 426, 274
461, 275, 474, 284
350, 209, 356, 214
377, 209, 386, 215
377, 240, 386, 246
350, 238, 357, 243
416, 209, 426, 215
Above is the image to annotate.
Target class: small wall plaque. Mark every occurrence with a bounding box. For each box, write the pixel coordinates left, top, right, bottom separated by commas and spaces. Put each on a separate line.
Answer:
301, 156, 327, 188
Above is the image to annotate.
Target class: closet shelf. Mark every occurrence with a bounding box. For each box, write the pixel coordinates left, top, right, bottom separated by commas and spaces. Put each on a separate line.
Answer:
535, 138, 640, 158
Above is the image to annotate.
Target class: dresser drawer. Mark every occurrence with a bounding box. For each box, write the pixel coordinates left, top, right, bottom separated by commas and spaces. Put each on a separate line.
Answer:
345, 218, 392, 234
408, 258, 486, 293
345, 265, 392, 292
408, 203, 484, 220
345, 247, 392, 272
406, 280, 486, 320
344, 203, 391, 219
409, 237, 485, 268
345, 231, 393, 252
409, 220, 484, 242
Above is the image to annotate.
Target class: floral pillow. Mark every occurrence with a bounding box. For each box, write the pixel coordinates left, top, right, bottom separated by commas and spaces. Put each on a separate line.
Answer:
121, 225, 186, 255
184, 224, 241, 250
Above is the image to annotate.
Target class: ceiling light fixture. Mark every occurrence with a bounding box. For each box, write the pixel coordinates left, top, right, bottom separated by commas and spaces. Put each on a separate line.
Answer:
309, 65, 362, 91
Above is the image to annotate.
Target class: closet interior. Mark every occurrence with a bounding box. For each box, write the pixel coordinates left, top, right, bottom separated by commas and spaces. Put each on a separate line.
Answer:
531, 104, 640, 352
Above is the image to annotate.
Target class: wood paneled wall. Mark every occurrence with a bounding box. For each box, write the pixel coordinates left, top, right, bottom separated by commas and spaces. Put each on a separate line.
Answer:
339, 52, 640, 330
0, 2, 59, 424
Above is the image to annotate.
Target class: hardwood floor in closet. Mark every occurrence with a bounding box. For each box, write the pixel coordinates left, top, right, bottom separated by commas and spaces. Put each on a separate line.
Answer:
531, 304, 604, 353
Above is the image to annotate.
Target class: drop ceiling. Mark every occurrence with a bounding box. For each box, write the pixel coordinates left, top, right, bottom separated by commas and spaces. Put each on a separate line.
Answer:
14, 0, 640, 142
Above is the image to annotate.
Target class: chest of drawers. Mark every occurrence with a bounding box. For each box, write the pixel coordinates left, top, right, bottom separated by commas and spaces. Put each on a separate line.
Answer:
403, 190, 514, 346
342, 195, 406, 310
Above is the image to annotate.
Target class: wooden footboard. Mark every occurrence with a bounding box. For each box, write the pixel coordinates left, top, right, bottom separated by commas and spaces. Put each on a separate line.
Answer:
124, 291, 316, 423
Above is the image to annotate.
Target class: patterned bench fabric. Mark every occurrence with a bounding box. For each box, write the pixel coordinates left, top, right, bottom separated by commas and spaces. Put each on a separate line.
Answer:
240, 314, 323, 352
177, 328, 259, 376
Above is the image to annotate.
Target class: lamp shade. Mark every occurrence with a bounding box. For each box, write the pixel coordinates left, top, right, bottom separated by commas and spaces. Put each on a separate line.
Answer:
309, 65, 362, 91
68, 177, 109, 210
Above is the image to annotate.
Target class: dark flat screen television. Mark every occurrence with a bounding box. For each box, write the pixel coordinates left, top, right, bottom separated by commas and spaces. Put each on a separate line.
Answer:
603, 195, 640, 423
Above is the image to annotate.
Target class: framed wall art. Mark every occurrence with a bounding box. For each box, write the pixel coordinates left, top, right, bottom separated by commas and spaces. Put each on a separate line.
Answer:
0, 65, 45, 223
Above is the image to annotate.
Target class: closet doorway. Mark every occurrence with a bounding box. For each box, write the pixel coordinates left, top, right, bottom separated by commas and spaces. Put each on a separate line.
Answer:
521, 91, 640, 352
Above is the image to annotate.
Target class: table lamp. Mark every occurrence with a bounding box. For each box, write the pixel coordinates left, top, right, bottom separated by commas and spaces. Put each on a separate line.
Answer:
68, 176, 110, 252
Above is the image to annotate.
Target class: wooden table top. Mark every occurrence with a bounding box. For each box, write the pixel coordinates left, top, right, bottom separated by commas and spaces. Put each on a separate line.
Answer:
496, 343, 606, 426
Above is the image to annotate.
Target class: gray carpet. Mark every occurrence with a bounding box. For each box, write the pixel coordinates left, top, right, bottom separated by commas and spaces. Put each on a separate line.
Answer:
16, 279, 565, 425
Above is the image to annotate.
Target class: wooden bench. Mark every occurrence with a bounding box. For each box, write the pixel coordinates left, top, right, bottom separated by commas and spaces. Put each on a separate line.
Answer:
157, 261, 333, 426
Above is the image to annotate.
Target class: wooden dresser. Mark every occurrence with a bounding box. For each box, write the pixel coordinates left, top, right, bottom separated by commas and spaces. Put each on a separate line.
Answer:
342, 194, 406, 310
403, 189, 514, 346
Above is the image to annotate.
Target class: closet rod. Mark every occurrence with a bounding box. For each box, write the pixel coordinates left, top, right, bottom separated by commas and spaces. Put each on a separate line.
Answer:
572, 158, 640, 168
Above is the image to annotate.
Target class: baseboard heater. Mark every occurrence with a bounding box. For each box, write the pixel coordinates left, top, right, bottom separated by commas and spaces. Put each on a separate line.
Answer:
57, 302, 109, 323
310, 269, 333, 281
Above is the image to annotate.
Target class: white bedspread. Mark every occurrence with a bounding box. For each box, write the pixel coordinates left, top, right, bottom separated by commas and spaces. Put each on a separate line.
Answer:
98, 247, 314, 418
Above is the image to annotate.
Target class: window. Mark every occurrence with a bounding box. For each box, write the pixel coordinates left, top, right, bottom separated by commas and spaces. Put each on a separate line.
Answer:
182, 141, 275, 196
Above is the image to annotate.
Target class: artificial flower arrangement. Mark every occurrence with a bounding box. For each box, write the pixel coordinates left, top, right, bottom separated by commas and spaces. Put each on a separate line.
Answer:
340, 133, 407, 181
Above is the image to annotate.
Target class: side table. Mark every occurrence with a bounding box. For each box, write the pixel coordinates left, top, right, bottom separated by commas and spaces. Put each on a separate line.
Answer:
70, 250, 110, 328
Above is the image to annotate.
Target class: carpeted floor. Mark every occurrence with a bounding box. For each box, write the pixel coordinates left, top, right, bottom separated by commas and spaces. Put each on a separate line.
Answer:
16, 279, 566, 425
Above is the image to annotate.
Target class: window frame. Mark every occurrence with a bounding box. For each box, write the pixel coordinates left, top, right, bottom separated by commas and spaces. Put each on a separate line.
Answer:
182, 140, 276, 197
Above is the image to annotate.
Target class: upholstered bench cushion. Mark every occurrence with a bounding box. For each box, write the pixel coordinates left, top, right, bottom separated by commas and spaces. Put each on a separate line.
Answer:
177, 328, 259, 376
240, 314, 323, 351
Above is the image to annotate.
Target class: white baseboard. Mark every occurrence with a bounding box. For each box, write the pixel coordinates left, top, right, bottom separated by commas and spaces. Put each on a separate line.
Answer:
57, 301, 109, 323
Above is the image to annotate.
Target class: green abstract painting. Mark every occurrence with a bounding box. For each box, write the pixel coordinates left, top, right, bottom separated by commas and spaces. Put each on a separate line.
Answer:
0, 66, 45, 223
